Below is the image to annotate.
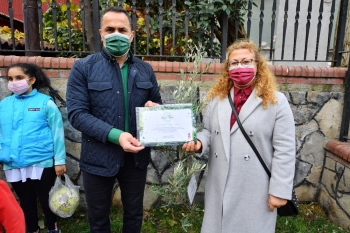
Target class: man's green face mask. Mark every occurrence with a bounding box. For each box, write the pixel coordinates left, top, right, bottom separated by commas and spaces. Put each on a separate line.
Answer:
104, 32, 131, 57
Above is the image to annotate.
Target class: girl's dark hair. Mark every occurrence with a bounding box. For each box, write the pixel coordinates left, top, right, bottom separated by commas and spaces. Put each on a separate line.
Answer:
7, 63, 51, 90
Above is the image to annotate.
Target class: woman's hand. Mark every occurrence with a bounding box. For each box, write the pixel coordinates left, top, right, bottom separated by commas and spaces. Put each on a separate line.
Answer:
54, 165, 67, 176
268, 194, 288, 212
182, 140, 202, 152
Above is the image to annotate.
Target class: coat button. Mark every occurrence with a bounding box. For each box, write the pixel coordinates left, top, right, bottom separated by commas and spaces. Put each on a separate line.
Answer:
249, 131, 254, 136
215, 130, 219, 135
244, 155, 250, 161
215, 152, 218, 158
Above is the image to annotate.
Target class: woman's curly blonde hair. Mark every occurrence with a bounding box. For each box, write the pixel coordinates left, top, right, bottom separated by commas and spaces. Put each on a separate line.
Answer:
206, 40, 277, 108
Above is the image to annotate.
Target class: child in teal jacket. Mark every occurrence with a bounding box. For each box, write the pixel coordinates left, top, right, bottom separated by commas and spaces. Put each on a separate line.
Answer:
0, 63, 66, 233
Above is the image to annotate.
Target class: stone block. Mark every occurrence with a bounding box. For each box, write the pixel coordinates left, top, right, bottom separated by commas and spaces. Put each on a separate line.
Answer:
318, 188, 350, 230
147, 164, 160, 184
65, 139, 81, 160
77, 174, 84, 192
150, 149, 173, 174
320, 168, 337, 198
65, 157, 80, 180
50, 79, 68, 103
143, 184, 159, 210
78, 192, 87, 210
324, 156, 336, 170
306, 165, 322, 185
290, 91, 307, 105
339, 168, 350, 193
294, 160, 312, 185
295, 120, 318, 144
307, 92, 331, 106
161, 164, 175, 184
338, 192, 350, 217
315, 99, 342, 140
299, 131, 326, 166
295, 184, 317, 202
290, 104, 319, 124
0, 78, 11, 100
112, 188, 122, 207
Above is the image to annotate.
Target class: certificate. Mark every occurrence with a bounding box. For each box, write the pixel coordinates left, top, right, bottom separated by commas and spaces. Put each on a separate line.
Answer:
136, 104, 196, 146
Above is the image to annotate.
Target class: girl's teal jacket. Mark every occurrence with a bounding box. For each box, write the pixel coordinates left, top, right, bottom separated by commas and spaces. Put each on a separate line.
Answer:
0, 89, 55, 168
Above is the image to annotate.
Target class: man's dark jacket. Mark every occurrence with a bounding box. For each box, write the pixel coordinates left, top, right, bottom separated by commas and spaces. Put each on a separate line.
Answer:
66, 49, 162, 176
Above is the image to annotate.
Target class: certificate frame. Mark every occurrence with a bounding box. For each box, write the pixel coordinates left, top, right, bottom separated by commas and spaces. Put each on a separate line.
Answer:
136, 104, 197, 146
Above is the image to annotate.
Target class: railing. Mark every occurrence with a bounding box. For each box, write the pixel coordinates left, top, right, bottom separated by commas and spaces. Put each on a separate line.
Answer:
339, 56, 350, 142
0, 0, 348, 65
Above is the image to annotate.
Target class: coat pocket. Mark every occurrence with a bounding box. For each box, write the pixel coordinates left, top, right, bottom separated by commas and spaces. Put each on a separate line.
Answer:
134, 82, 154, 104
135, 81, 153, 89
88, 82, 113, 108
88, 81, 112, 91
0, 140, 12, 164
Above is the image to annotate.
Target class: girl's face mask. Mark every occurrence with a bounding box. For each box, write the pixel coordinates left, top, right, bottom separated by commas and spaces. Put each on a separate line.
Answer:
104, 32, 131, 57
8, 79, 31, 95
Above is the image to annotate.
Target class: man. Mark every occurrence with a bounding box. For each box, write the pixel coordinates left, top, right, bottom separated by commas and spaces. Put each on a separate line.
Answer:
66, 6, 162, 233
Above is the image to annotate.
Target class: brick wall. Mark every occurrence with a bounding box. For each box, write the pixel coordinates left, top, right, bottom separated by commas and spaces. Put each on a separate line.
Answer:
0, 55, 347, 84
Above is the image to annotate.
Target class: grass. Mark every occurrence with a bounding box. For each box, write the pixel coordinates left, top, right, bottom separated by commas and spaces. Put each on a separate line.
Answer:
51, 202, 349, 233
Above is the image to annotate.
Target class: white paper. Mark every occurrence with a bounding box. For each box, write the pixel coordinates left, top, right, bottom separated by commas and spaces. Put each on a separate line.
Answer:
187, 174, 197, 205
138, 106, 195, 146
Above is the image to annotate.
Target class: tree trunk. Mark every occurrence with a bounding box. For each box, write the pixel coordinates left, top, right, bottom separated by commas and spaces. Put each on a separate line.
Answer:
25, 0, 40, 56
214, 12, 247, 46
226, 18, 247, 45
84, 0, 95, 52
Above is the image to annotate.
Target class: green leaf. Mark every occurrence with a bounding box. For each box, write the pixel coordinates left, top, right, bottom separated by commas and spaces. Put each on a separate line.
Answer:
61, 4, 67, 11
168, 219, 177, 227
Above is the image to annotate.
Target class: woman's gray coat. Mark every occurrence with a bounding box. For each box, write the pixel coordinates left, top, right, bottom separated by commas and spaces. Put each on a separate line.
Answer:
197, 89, 295, 233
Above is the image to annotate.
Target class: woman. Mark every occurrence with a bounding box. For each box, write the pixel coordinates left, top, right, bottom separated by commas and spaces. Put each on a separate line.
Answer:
0, 63, 66, 233
183, 40, 296, 233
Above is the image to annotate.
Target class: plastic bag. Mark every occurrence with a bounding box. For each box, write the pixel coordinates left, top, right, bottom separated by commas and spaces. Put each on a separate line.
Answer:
49, 174, 80, 218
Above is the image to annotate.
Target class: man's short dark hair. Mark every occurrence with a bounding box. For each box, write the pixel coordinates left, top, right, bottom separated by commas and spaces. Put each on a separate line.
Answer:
100, 6, 133, 30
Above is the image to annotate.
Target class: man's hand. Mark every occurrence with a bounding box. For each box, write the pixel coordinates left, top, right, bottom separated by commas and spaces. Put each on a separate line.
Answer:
119, 132, 145, 153
268, 194, 288, 212
144, 101, 159, 107
54, 165, 66, 176
182, 140, 202, 152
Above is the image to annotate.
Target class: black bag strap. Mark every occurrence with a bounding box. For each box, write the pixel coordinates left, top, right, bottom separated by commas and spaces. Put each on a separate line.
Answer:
228, 92, 272, 178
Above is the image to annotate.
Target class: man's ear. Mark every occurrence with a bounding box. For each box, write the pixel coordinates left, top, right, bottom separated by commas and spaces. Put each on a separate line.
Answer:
99, 29, 103, 41
130, 31, 135, 43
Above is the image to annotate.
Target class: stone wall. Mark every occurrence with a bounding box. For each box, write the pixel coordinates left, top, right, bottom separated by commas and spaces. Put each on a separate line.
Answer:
0, 55, 349, 228
320, 140, 350, 229
285, 90, 343, 201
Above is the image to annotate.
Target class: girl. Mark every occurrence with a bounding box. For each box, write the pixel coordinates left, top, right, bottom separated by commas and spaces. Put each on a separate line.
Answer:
0, 63, 66, 233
